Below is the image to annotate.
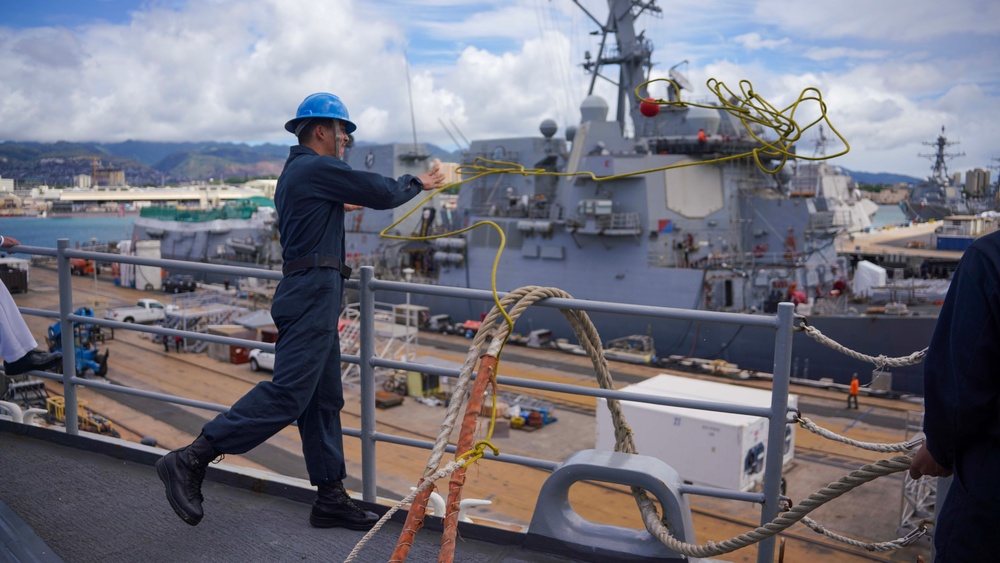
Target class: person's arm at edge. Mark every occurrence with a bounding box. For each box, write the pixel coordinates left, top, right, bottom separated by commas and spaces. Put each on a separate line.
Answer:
913, 240, 1000, 477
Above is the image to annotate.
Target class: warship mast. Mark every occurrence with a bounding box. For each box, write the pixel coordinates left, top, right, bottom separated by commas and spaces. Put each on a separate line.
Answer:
577, 0, 661, 135
919, 125, 965, 186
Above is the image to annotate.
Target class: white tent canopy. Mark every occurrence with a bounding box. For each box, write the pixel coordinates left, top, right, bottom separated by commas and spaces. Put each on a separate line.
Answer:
852, 260, 886, 298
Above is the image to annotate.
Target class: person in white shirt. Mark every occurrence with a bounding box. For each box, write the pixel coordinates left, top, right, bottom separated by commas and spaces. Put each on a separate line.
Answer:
1, 235, 62, 376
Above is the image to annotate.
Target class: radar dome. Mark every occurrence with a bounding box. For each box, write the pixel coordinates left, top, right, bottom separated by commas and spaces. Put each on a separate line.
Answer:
580, 95, 609, 123
566, 125, 577, 143
539, 119, 558, 138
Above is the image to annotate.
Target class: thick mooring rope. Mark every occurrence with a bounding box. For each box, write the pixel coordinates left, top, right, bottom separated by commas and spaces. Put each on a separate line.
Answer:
642, 455, 914, 558
799, 323, 927, 369
799, 515, 928, 552
796, 416, 922, 453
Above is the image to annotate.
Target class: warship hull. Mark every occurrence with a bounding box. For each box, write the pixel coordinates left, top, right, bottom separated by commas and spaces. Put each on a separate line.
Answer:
380, 269, 935, 396
131, 203, 282, 282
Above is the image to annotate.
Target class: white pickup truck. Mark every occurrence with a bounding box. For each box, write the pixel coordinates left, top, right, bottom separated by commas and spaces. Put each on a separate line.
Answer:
104, 298, 177, 324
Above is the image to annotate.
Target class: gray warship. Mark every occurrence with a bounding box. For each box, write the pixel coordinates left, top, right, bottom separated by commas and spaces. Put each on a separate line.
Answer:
132, 199, 283, 273
339, 0, 936, 395
900, 126, 998, 222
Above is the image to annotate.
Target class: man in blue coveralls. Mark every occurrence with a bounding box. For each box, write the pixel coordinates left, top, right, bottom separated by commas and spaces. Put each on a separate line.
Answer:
155, 92, 445, 530
909, 229, 1000, 561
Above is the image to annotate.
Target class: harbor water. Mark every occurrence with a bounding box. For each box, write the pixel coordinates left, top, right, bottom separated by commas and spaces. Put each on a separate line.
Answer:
2, 206, 909, 252
871, 204, 907, 229
0, 216, 135, 250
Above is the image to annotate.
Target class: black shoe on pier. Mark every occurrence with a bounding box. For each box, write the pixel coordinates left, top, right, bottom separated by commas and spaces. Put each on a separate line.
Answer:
310, 481, 379, 530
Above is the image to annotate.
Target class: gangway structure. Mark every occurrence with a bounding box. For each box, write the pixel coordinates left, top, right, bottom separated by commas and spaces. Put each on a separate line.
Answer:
161, 292, 249, 353
898, 410, 935, 547
338, 302, 417, 384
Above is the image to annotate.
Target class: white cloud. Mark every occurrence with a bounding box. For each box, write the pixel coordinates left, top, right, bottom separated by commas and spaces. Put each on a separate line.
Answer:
803, 47, 887, 62
732, 32, 790, 51
754, 0, 1000, 42
0, 0, 997, 177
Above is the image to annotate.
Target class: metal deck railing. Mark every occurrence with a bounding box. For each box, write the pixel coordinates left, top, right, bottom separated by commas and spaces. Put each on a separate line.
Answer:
9, 238, 796, 563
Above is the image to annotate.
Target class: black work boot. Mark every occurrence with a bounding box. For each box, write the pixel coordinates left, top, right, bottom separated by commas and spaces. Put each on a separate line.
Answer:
310, 481, 379, 530
155, 434, 220, 526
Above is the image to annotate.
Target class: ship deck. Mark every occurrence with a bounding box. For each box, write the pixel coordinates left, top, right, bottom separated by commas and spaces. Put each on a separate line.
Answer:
0, 422, 571, 563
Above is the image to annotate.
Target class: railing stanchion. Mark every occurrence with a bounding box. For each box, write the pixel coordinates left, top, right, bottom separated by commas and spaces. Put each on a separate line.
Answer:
56, 238, 79, 434
358, 266, 377, 502
757, 302, 795, 563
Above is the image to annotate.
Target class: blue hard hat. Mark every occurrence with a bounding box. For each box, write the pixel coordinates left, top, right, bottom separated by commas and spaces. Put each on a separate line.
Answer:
284, 92, 357, 135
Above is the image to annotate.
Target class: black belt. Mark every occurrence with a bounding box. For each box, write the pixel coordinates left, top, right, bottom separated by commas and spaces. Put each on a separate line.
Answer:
282, 254, 352, 279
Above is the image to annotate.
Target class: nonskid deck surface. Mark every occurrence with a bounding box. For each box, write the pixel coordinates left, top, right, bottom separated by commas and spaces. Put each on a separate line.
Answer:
0, 423, 574, 563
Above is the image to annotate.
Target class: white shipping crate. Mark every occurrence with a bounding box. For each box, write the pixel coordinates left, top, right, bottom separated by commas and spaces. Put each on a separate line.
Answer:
596, 374, 797, 491
133, 240, 163, 291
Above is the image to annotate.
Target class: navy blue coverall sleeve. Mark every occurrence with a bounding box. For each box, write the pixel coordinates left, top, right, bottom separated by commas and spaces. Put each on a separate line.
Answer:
274, 145, 425, 263
302, 153, 422, 210
922, 231, 1000, 469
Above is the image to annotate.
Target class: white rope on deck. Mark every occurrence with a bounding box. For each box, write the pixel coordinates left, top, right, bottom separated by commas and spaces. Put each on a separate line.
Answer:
344, 461, 463, 563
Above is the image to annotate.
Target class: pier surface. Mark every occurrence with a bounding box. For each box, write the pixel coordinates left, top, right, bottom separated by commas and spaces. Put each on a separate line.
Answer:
837, 222, 962, 260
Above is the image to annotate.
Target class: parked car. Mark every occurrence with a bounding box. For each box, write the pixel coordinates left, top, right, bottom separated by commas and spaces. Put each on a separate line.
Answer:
103, 298, 177, 324
162, 274, 197, 294
249, 348, 275, 372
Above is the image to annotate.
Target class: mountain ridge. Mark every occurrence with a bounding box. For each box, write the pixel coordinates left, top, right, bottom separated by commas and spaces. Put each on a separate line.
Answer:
842, 168, 921, 185
0, 140, 920, 187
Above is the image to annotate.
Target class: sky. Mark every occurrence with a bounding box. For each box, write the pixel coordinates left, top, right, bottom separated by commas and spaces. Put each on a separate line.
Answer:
0, 0, 998, 178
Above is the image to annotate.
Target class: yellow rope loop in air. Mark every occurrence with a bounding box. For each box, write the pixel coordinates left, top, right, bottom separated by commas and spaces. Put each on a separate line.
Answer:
635, 77, 851, 175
